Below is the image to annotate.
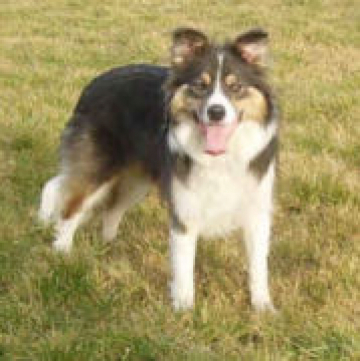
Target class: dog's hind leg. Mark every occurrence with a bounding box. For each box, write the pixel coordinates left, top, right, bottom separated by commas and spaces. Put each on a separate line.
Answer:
54, 210, 84, 253
38, 175, 64, 225
53, 179, 111, 253
102, 174, 150, 241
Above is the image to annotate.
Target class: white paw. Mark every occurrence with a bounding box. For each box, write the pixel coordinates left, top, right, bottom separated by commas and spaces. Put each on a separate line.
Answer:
171, 282, 194, 311
53, 239, 72, 254
251, 296, 277, 313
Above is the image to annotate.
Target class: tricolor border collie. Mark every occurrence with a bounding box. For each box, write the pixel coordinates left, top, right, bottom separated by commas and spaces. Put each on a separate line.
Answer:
39, 28, 278, 312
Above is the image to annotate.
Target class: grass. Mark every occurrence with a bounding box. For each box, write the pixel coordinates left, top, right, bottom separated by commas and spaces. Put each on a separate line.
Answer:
1, 0, 360, 359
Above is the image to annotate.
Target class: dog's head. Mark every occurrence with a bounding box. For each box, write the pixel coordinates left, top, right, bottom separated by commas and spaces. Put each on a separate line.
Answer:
167, 28, 274, 156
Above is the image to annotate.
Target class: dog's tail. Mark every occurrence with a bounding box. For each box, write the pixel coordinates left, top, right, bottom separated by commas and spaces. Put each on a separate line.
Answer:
38, 175, 63, 224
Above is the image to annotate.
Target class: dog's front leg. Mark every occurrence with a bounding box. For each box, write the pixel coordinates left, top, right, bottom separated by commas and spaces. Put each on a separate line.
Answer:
169, 225, 197, 310
243, 211, 275, 312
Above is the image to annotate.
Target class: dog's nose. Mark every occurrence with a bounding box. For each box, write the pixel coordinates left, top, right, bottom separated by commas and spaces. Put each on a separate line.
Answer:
207, 104, 226, 122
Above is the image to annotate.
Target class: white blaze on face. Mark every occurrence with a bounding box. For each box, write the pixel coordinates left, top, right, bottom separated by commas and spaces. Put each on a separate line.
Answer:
199, 53, 239, 156
201, 53, 237, 125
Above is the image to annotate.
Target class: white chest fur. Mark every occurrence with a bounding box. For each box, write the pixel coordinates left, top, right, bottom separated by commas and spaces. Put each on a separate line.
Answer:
170, 120, 276, 238
171, 159, 274, 238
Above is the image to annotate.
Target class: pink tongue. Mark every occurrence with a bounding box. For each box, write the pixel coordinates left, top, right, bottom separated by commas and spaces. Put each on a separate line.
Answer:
199, 122, 238, 155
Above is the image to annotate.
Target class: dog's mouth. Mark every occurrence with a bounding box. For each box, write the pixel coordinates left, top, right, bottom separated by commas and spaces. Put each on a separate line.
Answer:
198, 122, 238, 155
194, 111, 243, 156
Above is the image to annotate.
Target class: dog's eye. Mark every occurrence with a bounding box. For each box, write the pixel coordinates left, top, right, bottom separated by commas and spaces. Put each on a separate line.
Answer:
225, 75, 244, 94
189, 79, 209, 96
229, 83, 244, 93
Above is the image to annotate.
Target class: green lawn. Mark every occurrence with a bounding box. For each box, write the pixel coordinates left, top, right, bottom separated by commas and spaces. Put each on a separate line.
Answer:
1, 0, 360, 359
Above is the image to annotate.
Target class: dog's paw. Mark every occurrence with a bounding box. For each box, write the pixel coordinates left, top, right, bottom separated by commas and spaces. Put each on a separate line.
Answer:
53, 239, 72, 254
171, 282, 194, 311
251, 297, 277, 313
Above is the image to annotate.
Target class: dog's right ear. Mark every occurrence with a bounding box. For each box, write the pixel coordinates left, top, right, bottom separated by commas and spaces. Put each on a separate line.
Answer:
233, 28, 269, 67
171, 28, 209, 68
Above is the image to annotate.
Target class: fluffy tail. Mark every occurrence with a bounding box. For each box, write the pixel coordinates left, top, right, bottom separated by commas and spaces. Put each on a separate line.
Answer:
38, 175, 63, 224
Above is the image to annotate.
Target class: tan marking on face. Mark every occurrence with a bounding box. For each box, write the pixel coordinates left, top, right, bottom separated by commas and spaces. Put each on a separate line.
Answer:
201, 72, 211, 85
234, 86, 268, 123
170, 85, 199, 123
225, 74, 237, 87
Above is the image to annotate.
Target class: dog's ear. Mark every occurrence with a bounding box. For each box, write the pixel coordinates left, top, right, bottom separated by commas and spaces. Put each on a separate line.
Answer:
233, 28, 269, 67
171, 27, 209, 68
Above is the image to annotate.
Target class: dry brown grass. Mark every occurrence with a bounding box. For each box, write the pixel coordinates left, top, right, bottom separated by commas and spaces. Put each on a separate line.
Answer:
1, 0, 359, 359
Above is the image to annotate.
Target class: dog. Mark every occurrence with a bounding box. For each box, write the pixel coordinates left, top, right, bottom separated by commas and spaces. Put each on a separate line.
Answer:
39, 28, 278, 312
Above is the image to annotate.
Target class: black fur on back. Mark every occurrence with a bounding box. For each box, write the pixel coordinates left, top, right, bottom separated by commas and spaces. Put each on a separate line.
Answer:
61, 65, 171, 183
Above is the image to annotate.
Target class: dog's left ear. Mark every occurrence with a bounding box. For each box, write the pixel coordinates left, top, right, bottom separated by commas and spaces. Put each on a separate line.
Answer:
171, 27, 209, 68
233, 28, 269, 67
